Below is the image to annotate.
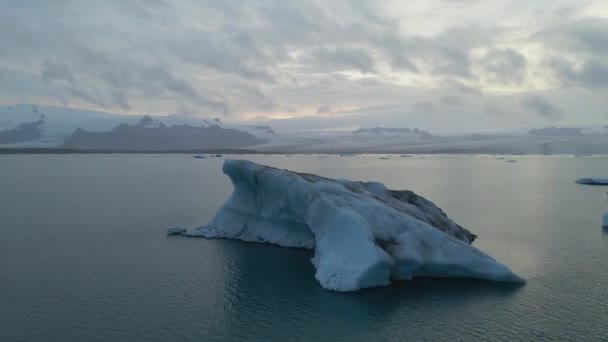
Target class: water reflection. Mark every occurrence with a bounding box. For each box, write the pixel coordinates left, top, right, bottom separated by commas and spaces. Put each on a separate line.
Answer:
3, 154, 608, 341
213, 239, 522, 341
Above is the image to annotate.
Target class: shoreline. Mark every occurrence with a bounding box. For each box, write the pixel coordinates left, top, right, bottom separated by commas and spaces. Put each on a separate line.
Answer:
0, 147, 604, 156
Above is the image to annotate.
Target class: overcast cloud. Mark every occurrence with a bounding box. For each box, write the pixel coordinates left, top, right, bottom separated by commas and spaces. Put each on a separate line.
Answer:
1, 0, 607, 133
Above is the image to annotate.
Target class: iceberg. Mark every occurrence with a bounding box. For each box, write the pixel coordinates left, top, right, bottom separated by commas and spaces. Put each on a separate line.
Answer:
167, 227, 187, 235
575, 178, 608, 185
172, 160, 523, 291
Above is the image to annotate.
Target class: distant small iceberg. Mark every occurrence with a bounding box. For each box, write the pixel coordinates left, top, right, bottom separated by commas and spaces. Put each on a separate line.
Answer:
603, 213, 608, 230
505, 160, 517, 163
193, 155, 207, 159
575, 178, 608, 185
167, 227, 187, 235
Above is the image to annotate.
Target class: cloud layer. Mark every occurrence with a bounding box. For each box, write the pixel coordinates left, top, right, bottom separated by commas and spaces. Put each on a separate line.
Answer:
1, 0, 607, 132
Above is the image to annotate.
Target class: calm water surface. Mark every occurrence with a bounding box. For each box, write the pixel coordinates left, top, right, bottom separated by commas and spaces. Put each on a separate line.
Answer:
1, 154, 608, 341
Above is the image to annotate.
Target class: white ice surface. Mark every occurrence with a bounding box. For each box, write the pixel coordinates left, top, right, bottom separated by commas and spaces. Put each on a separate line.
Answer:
174, 160, 524, 291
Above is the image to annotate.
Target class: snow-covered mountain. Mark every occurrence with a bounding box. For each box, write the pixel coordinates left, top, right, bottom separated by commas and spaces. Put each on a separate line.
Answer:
63, 116, 263, 151
1, 104, 607, 154
0, 116, 44, 144
0, 104, 137, 145
0, 104, 276, 147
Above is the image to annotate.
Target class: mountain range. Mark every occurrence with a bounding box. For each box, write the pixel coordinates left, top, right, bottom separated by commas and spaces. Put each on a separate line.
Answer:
1, 104, 608, 154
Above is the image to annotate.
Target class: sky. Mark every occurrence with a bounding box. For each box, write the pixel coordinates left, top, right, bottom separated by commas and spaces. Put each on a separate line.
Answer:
1, 0, 607, 133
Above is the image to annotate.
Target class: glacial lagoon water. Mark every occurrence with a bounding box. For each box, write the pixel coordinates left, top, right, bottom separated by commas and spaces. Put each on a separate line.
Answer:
1, 154, 608, 341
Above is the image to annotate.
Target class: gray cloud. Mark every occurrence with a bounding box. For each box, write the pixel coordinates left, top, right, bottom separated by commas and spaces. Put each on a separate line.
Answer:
0, 0, 505, 112
537, 18, 608, 56
441, 95, 464, 107
440, 80, 482, 94
317, 105, 332, 114
420, 27, 497, 79
480, 48, 526, 84
539, 18, 608, 90
434, 0, 486, 9
413, 101, 435, 112
41, 62, 74, 84
579, 59, 608, 87
549, 57, 608, 88
485, 103, 504, 115
111, 92, 131, 110
40, 54, 231, 115
0, 0, 606, 130
307, 46, 377, 74
520, 95, 562, 118
67, 88, 107, 109
226, 84, 275, 111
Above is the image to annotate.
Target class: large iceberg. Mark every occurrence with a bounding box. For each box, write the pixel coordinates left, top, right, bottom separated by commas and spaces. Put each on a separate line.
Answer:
172, 160, 523, 291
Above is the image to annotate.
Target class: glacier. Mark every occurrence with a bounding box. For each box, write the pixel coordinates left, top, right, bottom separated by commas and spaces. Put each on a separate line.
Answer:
171, 159, 523, 291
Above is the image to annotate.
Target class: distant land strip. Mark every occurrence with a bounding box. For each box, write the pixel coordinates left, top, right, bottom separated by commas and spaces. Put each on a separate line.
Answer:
0, 148, 258, 154
0, 147, 534, 155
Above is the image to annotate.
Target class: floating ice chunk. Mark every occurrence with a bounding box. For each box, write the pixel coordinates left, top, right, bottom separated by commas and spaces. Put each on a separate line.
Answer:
531, 328, 545, 338
575, 178, 608, 185
172, 160, 523, 291
166, 227, 187, 235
